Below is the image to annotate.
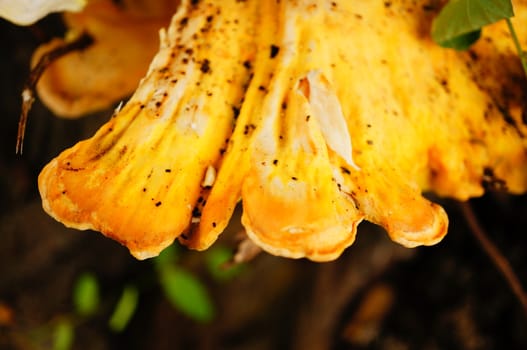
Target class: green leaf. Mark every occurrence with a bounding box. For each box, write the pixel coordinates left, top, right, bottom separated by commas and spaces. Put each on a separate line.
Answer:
73, 272, 100, 317
437, 29, 481, 50
205, 246, 245, 281
108, 285, 139, 332
159, 266, 214, 322
432, 0, 514, 50
52, 319, 74, 350
154, 243, 179, 270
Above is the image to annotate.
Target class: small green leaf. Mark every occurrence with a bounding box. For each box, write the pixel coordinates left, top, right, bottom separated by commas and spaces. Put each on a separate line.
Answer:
108, 285, 139, 332
73, 272, 100, 317
154, 244, 179, 270
52, 319, 74, 350
159, 266, 214, 322
432, 0, 514, 50
205, 246, 245, 281
437, 29, 481, 50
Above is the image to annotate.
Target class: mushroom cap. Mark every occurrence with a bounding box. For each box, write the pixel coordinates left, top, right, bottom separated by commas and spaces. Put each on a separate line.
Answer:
39, 0, 527, 260
32, 0, 178, 118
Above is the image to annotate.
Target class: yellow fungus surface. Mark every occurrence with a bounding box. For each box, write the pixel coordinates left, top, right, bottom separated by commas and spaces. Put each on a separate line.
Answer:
39, 0, 527, 260
32, 0, 178, 117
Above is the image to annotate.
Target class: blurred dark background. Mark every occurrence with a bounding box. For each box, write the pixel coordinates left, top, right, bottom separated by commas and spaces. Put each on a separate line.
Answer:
1, 14, 527, 350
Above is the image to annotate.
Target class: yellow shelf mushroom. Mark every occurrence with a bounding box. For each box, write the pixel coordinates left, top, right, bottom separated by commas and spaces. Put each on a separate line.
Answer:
39, 0, 527, 261
31, 0, 179, 117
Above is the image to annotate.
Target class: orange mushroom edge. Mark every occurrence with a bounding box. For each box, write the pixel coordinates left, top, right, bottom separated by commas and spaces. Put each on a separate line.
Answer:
38, 0, 527, 261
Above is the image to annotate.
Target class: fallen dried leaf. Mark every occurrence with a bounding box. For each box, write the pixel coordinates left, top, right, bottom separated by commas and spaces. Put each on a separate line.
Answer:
0, 0, 85, 25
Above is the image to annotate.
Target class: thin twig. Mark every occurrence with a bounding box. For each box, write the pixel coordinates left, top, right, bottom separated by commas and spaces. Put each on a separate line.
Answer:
506, 18, 527, 79
16, 32, 93, 154
459, 201, 527, 317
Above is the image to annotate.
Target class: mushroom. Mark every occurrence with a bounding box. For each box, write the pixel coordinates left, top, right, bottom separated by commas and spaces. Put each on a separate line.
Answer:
31, 0, 179, 117
39, 0, 527, 261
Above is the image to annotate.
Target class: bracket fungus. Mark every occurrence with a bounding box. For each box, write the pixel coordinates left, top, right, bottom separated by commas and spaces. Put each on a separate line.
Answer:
30, 0, 179, 117
38, 0, 527, 261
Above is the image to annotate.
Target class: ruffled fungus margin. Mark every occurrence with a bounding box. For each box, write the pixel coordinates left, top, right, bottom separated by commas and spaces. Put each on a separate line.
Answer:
38, 0, 527, 260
